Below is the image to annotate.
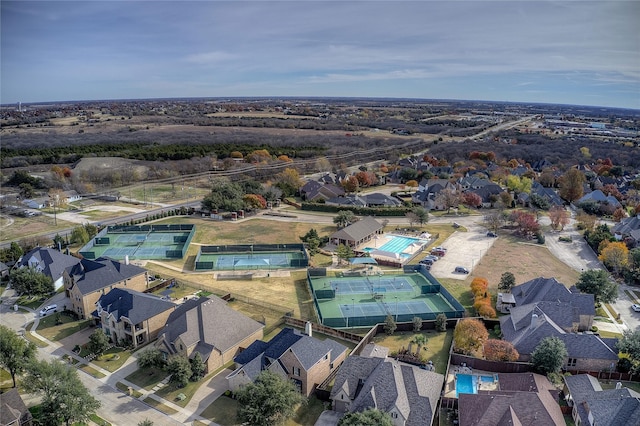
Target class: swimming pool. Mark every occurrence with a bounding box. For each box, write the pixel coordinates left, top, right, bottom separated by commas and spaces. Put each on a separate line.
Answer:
455, 374, 495, 398
365, 235, 426, 256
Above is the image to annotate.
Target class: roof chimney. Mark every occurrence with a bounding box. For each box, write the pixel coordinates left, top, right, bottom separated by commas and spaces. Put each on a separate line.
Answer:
305, 321, 313, 337
125, 255, 129, 265
531, 313, 539, 329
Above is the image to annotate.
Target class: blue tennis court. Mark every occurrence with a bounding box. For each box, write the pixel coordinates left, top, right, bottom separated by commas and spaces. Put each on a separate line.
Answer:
330, 277, 414, 295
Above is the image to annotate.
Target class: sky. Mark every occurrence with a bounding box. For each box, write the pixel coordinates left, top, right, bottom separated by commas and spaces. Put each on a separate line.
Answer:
2, 1, 639, 109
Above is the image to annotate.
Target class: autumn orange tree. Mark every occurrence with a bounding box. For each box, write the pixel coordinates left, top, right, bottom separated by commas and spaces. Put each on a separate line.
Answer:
470, 277, 488, 298
453, 318, 489, 356
483, 340, 519, 362
598, 241, 629, 275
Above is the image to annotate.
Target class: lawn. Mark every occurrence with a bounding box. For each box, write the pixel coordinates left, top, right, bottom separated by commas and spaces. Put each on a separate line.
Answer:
36, 314, 91, 341
91, 346, 131, 372
125, 366, 168, 390
0, 214, 75, 243
143, 397, 178, 415
116, 381, 143, 398
372, 329, 453, 374
438, 233, 582, 313
200, 394, 326, 426
472, 235, 580, 288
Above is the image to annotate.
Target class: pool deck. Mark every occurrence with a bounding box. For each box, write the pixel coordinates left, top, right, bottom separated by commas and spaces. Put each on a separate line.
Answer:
444, 367, 500, 398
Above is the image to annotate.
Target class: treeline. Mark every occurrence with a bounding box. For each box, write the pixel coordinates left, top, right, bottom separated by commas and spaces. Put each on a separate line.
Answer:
429, 130, 640, 168
1, 132, 387, 168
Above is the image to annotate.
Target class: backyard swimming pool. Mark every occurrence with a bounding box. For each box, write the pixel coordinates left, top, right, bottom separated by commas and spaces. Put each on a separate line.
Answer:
455, 374, 496, 398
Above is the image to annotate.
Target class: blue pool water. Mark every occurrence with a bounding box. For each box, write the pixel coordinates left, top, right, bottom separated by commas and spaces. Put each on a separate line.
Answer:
365, 235, 425, 257
455, 374, 495, 398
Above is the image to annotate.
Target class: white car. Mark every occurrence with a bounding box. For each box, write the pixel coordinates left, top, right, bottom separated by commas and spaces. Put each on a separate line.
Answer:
39, 304, 58, 316
631, 304, 640, 312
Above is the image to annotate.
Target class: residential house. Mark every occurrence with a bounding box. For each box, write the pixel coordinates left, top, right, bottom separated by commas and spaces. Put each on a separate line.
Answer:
500, 302, 618, 371
0, 388, 33, 426
458, 373, 564, 426
330, 344, 444, 426
60, 190, 82, 204
156, 296, 264, 374
64, 257, 149, 319
22, 197, 47, 209
329, 216, 384, 248
520, 181, 564, 207
564, 374, 640, 426
575, 189, 622, 213
326, 193, 401, 208
300, 180, 346, 202
612, 214, 640, 248
470, 183, 503, 208
412, 179, 457, 210
497, 277, 594, 329
17, 247, 81, 290
95, 288, 177, 348
227, 327, 347, 396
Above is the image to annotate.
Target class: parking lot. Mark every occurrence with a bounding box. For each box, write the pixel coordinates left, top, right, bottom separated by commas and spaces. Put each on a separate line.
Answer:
428, 226, 498, 280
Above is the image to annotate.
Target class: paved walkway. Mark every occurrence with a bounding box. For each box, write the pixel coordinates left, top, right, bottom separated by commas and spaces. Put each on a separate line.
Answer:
0, 288, 224, 426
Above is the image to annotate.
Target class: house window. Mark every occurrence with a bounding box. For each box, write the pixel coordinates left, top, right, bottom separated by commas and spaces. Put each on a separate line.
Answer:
324, 354, 329, 360
567, 358, 577, 367
330, 363, 334, 369
391, 412, 398, 419
293, 367, 300, 376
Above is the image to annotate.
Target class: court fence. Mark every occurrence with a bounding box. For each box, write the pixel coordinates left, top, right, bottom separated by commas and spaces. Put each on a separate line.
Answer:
194, 243, 309, 270
79, 224, 195, 260
308, 266, 465, 328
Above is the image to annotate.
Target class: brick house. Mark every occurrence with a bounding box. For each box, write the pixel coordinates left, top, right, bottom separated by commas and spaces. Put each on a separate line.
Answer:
63, 257, 149, 319
155, 296, 264, 374
330, 344, 444, 426
94, 288, 177, 348
458, 373, 564, 426
227, 327, 347, 397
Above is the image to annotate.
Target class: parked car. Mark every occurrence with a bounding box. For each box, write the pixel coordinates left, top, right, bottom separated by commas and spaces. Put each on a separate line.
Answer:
39, 304, 58, 316
632, 304, 640, 312
487, 231, 498, 237
423, 255, 439, 262
430, 248, 446, 257
454, 266, 469, 274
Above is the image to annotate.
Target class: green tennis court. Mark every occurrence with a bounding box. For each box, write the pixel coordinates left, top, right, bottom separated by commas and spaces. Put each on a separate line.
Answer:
79, 224, 195, 261
308, 269, 464, 328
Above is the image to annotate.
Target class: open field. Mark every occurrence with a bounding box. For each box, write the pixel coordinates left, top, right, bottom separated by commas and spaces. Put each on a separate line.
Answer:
0, 214, 75, 243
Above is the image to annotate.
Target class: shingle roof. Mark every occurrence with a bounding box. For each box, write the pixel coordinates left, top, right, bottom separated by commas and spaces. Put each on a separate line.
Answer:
459, 390, 564, 426
66, 257, 146, 295
232, 328, 347, 380
511, 277, 595, 316
96, 288, 176, 324
500, 307, 618, 360
330, 216, 383, 243
0, 388, 30, 426
331, 356, 444, 426
565, 374, 640, 426
160, 296, 263, 357
19, 247, 81, 281
612, 215, 640, 236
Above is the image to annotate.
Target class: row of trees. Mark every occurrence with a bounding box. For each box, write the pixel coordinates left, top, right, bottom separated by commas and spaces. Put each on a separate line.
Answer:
0, 325, 100, 425
137, 347, 206, 388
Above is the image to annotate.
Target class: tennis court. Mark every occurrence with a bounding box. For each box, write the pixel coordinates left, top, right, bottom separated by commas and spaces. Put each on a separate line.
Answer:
329, 276, 414, 295
194, 244, 309, 271
308, 269, 465, 328
79, 224, 195, 261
